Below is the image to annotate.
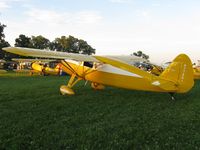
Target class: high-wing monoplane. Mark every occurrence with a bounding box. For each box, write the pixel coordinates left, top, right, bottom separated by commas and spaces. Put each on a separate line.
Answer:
3, 47, 194, 99
12, 58, 62, 76
193, 65, 200, 79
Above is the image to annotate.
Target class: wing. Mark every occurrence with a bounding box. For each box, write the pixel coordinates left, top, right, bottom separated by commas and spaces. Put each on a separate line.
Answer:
3, 47, 144, 64
3, 47, 99, 62
94, 55, 151, 78
12, 58, 56, 63
102, 55, 146, 65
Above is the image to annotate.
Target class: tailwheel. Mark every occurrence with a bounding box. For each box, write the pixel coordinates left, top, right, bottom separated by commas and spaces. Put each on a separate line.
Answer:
91, 82, 105, 90
60, 74, 82, 95
169, 92, 175, 100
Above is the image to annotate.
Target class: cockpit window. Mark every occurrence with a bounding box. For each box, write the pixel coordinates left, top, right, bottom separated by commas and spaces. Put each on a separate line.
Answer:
83, 61, 93, 68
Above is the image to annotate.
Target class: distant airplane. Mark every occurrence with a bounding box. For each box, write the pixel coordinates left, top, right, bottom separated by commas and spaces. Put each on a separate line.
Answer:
3, 47, 194, 100
12, 58, 62, 76
30, 61, 62, 76
193, 65, 200, 80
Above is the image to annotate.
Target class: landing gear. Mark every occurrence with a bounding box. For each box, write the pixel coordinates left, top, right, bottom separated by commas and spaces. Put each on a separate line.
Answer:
169, 92, 175, 100
60, 74, 82, 95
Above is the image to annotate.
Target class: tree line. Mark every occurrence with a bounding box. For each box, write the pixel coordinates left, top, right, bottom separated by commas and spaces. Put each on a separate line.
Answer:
0, 22, 95, 60
0, 23, 11, 60
0, 22, 149, 61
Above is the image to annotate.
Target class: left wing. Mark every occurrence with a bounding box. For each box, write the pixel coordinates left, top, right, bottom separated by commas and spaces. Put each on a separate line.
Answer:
12, 58, 56, 63
3, 47, 145, 64
3, 47, 99, 62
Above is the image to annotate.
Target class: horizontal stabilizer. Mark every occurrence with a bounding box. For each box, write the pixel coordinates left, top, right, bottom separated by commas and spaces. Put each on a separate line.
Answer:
152, 80, 177, 91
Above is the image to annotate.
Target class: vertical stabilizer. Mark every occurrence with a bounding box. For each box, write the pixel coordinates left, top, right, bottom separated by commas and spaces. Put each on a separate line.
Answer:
160, 54, 194, 93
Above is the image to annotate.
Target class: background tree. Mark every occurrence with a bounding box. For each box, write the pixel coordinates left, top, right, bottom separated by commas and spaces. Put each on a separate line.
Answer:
14, 34, 95, 55
31, 35, 50, 49
50, 35, 95, 55
1, 25, 96, 60
50, 36, 70, 52
0, 23, 11, 60
132, 50, 149, 60
67, 35, 79, 53
78, 39, 95, 55
15, 34, 33, 47
0, 23, 6, 41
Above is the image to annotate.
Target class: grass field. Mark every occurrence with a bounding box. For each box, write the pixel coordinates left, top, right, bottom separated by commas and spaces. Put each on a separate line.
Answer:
0, 75, 200, 149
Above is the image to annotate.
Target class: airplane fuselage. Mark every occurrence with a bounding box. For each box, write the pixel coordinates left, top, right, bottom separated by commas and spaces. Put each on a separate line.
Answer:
61, 60, 172, 93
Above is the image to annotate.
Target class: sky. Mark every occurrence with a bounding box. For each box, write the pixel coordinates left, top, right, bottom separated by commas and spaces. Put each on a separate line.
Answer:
0, 0, 200, 63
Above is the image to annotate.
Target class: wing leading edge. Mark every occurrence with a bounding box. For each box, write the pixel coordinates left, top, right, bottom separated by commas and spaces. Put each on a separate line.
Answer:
2, 47, 145, 64
3, 47, 99, 62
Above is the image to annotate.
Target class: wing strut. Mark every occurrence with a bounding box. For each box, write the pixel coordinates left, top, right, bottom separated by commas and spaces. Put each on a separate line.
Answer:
60, 60, 99, 95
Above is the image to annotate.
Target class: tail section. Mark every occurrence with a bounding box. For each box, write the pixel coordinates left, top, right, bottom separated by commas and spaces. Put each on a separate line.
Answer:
160, 54, 194, 93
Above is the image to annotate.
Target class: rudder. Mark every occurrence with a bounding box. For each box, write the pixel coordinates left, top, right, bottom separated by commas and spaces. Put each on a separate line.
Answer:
160, 54, 194, 93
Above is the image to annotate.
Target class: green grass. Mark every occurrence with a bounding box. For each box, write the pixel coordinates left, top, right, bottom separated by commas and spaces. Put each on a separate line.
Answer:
0, 75, 200, 149
0, 71, 31, 77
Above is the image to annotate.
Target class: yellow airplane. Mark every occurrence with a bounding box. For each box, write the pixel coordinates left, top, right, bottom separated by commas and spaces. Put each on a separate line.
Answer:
12, 58, 62, 76
30, 61, 62, 76
193, 66, 200, 79
3, 47, 194, 100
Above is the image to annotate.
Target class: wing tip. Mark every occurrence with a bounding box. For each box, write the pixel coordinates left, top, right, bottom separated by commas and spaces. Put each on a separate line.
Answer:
2, 46, 12, 51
